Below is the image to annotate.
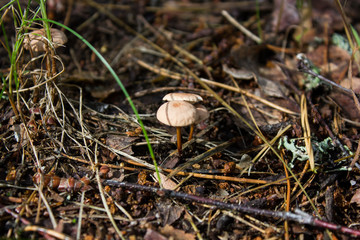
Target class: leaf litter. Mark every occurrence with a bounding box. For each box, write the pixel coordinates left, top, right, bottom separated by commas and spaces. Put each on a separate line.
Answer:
1, 0, 360, 239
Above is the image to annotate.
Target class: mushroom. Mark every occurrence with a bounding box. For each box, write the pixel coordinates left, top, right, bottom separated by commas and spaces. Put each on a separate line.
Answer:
162, 92, 208, 141
188, 104, 209, 141
156, 100, 197, 156
23, 28, 67, 52
163, 92, 203, 103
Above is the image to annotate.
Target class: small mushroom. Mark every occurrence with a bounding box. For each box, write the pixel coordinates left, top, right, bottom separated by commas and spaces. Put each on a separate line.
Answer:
163, 92, 203, 103
156, 100, 197, 156
23, 28, 67, 52
163, 92, 207, 141
188, 104, 209, 140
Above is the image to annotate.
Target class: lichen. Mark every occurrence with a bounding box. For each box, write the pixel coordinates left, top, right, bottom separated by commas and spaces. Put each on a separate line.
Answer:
278, 136, 336, 168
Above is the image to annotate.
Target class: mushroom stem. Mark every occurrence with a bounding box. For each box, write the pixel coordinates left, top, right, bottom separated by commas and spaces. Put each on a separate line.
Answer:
188, 124, 195, 141
176, 127, 182, 156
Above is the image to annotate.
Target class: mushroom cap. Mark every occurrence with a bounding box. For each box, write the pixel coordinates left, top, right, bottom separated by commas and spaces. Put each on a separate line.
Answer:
163, 92, 203, 103
24, 28, 68, 52
194, 104, 209, 123
157, 101, 197, 127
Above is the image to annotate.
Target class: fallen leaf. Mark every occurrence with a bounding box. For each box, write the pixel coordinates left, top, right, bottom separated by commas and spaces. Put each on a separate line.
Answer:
160, 225, 195, 240
154, 172, 178, 190
256, 76, 287, 98
144, 229, 167, 240
222, 64, 254, 80
340, 77, 360, 94
106, 135, 137, 155
350, 189, 360, 205
330, 92, 360, 121
271, 0, 300, 32
157, 201, 184, 226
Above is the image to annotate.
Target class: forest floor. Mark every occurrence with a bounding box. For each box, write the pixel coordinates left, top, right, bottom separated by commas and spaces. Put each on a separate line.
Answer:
1, 0, 360, 239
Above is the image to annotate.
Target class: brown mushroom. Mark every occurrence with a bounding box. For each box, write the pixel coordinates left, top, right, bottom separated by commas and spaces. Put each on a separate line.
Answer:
156, 100, 197, 156
23, 28, 67, 52
163, 92, 207, 141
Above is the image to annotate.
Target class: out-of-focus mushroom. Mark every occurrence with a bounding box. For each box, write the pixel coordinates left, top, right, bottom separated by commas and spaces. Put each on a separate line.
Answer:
163, 92, 203, 103
23, 28, 67, 52
188, 104, 209, 140
156, 100, 197, 156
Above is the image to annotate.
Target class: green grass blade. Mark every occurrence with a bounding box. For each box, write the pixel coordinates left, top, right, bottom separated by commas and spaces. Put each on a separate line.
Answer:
0, 0, 15, 12
1, 23, 11, 59
351, 25, 360, 47
0, 74, 6, 100
39, 0, 51, 40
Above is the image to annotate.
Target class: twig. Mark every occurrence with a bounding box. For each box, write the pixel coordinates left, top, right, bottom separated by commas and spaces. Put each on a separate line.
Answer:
24, 225, 71, 240
245, 214, 282, 233
221, 10, 262, 44
164, 169, 278, 185
36, 181, 58, 229
300, 94, 315, 171
87, 1, 272, 13
110, 194, 134, 221
2, 206, 31, 225
102, 180, 360, 237
297, 58, 356, 96
281, 150, 291, 240
290, 161, 309, 198
350, 139, 360, 168
2, 207, 71, 239
241, 94, 264, 137
200, 78, 299, 115
234, 171, 299, 198
78, 85, 95, 167
185, 210, 203, 240
134, 86, 211, 98
231, 97, 281, 119
76, 191, 85, 240
223, 211, 265, 234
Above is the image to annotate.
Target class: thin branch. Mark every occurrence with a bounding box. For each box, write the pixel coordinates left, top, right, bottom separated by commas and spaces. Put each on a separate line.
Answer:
103, 180, 360, 237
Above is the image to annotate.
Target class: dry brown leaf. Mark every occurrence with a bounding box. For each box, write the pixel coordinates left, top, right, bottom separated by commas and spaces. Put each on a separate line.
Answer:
330, 92, 360, 121
144, 229, 168, 240
271, 0, 300, 32
350, 189, 360, 205
222, 64, 254, 80
106, 135, 137, 155
160, 225, 196, 240
154, 172, 178, 190
256, 76, 287, 98
157, 202, 184, 226
340, 77, 360, 94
